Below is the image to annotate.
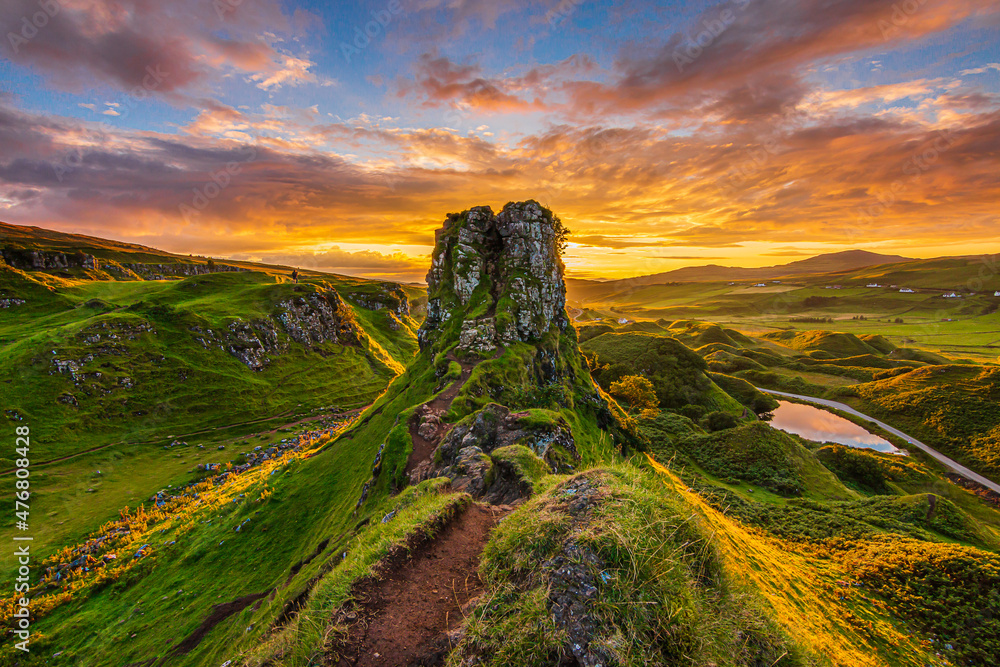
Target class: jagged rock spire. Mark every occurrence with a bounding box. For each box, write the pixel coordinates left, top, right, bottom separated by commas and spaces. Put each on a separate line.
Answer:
418, 200, 569, 353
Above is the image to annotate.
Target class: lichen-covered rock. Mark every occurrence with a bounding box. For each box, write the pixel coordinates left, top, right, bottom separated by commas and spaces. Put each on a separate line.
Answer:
416, 409, 442, 440
1, 248, 102, 271
458, 318, 498, 354
116, 262, 249, 279
181, 288, 364, 370
448, 446, 495, 497
406, 199, 640, 481
418, 200, 568, 353
412, 403, 578, 500
348, 283, 411, 317
188, 319, 285, 370
276, 290, 361, 348
224, 319, 282, 371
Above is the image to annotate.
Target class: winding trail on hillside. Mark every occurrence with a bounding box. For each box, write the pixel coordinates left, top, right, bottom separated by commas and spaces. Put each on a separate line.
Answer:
405, 354, 477, 476
330, 503, 505, 666
758, 388, 1000, 494
405, 350, 503, 477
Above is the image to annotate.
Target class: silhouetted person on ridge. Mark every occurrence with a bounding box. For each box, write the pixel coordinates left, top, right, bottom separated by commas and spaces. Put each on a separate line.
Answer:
291, 269, 299, 284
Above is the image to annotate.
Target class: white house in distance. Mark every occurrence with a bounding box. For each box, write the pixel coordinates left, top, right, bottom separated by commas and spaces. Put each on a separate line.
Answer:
995, 291, 1000, 297
899, 288, 915, 293
753, 283, 767, 287
866, 283, 881, 288
943, 292, 960, 298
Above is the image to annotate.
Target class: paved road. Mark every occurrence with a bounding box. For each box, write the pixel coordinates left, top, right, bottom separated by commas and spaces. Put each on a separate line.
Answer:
759, 388, 1000, 495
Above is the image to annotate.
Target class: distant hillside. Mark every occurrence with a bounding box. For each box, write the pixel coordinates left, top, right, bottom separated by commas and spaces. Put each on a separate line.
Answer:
568, 250, 913, 299
0, 220, 190, 264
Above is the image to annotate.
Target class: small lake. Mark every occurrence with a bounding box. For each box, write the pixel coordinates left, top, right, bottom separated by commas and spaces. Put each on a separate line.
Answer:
769, 401, 900, 454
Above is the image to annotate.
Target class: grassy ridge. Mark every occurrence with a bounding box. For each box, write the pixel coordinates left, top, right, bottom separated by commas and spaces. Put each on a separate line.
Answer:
642, 456, 943, 666
838, 365, 1000, 479
453, 466, 803, 666
0, 265, 419, 581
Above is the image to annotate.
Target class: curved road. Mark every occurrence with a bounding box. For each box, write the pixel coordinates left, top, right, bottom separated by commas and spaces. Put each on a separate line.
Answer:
759, 388, 1000, 495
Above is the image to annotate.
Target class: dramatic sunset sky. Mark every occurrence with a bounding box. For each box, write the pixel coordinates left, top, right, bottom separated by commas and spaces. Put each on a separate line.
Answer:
1, 0, 998, 281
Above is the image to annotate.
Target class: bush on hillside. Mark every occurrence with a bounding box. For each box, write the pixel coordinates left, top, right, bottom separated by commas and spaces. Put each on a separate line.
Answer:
816, 444, 926, 495
703, 411, 739, 432
583, 333, 713, 409
709, 372, 779, 417
678, 404, 706, 421
609, 375, 658, 412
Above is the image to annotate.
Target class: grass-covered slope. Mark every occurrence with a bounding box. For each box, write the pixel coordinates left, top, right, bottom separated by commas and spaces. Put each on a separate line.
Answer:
0, 337, 452, 665
643, 417, 852, 499
581, 331, 744, 414
644, 456, 985, 667
0, 258, 420, 582
452, 467, 803, 666
837, 365, 1000, 479
760, 330, 888, 357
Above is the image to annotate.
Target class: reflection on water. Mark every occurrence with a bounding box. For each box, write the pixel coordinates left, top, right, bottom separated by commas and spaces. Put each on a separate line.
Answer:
769, 401, 900, 454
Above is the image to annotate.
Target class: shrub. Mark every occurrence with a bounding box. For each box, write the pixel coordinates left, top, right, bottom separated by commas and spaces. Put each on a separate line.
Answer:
678, 404, 706, 421
609, 375, 658, 412
703, 411, 739, 432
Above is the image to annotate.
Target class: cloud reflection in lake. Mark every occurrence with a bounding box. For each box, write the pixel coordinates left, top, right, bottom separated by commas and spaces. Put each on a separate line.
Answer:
769, 401, 899, 454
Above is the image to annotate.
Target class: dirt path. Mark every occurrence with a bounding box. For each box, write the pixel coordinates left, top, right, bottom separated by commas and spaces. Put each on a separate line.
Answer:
404, 355, 477, 477
161, 590, 272, 662
332, 504, 502, 666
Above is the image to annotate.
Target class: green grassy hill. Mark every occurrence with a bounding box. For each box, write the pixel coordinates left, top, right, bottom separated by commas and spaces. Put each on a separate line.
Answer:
581, 331, 745, 414
3, 221, 999, 667
0, 227, 422, 584
566, 253, 1000, 362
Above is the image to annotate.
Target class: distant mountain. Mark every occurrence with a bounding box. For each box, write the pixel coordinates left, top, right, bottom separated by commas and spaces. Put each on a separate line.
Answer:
567, 250, 913, 297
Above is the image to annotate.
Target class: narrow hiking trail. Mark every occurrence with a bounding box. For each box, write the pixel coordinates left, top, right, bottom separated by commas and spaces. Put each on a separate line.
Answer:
332, 503, 505, 667
333, 350, 511, 665
404, 353, 483, 477
330, 350, 513, 665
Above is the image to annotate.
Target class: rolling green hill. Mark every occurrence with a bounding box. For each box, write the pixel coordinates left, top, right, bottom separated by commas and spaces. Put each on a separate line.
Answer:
2, 218, 999, 667
0, 226, 422, 583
